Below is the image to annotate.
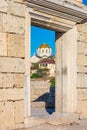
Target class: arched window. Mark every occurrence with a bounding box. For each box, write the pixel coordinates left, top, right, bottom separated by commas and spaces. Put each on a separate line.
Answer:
46, 49, 48, 53
42, 49, 44, 53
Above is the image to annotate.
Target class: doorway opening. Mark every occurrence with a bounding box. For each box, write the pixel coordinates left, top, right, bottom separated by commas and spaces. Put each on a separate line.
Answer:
30, 25, 56, 116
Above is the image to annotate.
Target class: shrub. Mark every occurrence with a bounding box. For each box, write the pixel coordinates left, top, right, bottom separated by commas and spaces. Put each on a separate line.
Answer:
50, 77, 55, 87
31, 73, 41, 78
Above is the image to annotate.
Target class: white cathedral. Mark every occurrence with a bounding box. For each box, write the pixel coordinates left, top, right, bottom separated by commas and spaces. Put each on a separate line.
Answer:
37, 43, 52, 58
31, 43, 52, 63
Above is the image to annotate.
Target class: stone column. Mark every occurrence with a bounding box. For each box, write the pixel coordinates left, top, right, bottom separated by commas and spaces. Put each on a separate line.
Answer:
55, 33, 63, 113
55, 27, 77, 114
24, 9, 31, 117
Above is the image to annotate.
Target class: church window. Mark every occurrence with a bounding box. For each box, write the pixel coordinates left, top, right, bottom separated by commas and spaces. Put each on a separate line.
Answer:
46, 49, 48, 53
42, 49, 44, 53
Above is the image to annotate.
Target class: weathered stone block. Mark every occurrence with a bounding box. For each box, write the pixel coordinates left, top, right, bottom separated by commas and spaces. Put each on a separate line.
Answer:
0, 32, 7, 56
0, 57, 25, 73
15, 123, 24, 129
77, 73, 87, 88
3, 14, 25, 34
13, 74, 24, 88
78, 32, 87, 43
77, 99, 87, 117
0, 33, 7, 56
0, 88, 24, 101
0, 101, 15, 129
77, 54, 87, 66
2, 74, 13, 88
0, 0, 8, 13
77, 66, 87, 73
77, 42, 87, 55
14, 100, 24, 123
81, 100, 87, 118
8, 1, 25, 17
7, 34, 25, 58
77, 89, 87, 100
77, 24, 87, 34
0, 73, 2, 88
0, 13, 3, 32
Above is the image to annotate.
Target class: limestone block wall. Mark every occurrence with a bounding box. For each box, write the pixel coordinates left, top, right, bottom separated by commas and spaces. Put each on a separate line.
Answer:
76, 23, 87, 117
30, 78, 50, 102
0, 0, 25, 129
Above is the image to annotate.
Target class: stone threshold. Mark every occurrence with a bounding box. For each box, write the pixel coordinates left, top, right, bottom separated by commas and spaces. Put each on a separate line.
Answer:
24, 113, 80, 128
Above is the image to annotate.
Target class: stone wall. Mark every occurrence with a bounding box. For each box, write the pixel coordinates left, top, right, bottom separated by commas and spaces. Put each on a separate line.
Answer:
0, 0, 25, 129
0, 0, 87, 129
31, 78, 50, 102
76, 23, 87, 117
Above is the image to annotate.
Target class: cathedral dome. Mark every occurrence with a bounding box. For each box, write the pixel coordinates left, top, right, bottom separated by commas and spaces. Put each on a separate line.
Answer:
37, 43, 52, 58
39, 43, 50, 48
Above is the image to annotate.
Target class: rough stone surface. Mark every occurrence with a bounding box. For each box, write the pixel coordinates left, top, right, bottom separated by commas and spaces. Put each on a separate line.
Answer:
0, 0, 8, 13
77, 73, 87, 88
14, 100, 24, 123
77, 89, 87, 100
78, 32, 87, 43
0, 101, 15, 129
15, 123, 24, 129
0, 88, 24, 101
77, 24, 87, 34
2, 74, 13, 88
77, 66, 87, 73
77, 54, 87, 66
7, 33, 25, 58
77, 42, 87, 55
3, 14, 25, 34
8, 1, 25, 17
0, 13, 3, 31
25, 117, 47, 128
31, 79, 50, 101
47, 114, 79, 126
0, 57, 25, 73
15, 119, 87, 130
0, 32, 7, 56
81, 100, 87, 118
13, 74, 24, 88
0, 73, 2, 88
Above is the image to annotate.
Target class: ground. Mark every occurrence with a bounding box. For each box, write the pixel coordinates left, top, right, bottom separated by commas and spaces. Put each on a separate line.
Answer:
17, 119, 87, 130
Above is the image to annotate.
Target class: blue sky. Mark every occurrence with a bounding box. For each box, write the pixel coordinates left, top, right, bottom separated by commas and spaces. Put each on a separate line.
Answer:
83, 0, 87, 5
31, 26, 55, 57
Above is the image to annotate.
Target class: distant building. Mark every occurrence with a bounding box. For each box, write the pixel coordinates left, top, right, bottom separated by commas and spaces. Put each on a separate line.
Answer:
39, 59, 55, 77
30, 54, 40, 64
31, 43, 52, 64
37, 43, 52, 58
31, 43, 55, 77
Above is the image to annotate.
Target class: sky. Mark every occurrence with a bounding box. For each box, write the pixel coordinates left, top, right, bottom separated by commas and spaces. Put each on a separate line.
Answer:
31, 26, 55, 57
83, 0, 87, 5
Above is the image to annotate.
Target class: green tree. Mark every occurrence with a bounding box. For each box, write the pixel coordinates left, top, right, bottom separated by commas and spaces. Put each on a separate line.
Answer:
31, 73, 41, 78
50, 77, 55, 87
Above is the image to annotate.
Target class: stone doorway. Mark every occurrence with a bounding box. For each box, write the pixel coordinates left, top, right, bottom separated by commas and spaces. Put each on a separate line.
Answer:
24, 8, 77, 119
24, 0, 84, 125
30, 25, 56, 116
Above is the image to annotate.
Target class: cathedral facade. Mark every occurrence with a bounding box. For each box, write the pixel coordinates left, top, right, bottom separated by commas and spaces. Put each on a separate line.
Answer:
37, 43, 52, 58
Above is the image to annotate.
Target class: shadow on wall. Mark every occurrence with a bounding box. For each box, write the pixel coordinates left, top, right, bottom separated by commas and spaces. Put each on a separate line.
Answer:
33, 87, 55, 115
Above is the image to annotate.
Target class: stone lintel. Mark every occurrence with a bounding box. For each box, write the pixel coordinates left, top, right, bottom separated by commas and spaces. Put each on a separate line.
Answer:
26, 0, 87, 23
